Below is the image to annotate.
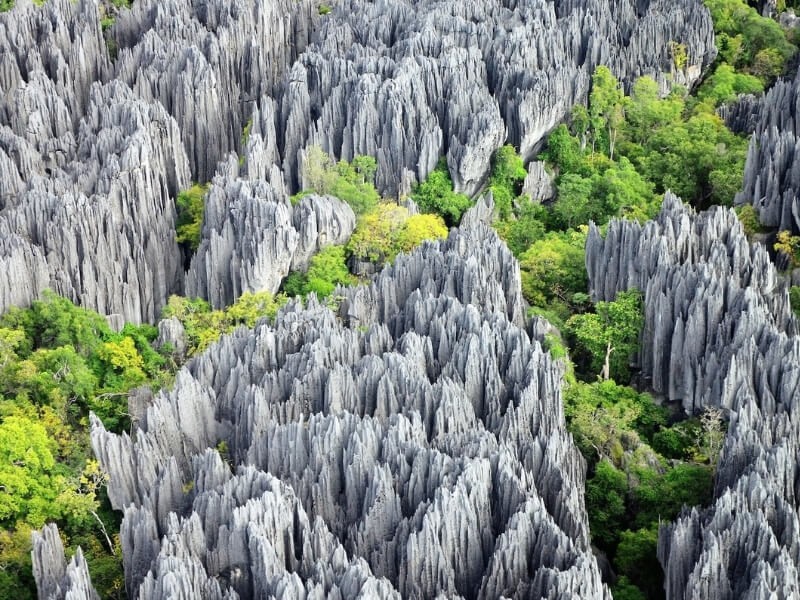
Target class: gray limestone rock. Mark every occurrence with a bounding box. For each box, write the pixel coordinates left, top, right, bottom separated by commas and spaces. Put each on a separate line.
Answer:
0, 78, 189, 322
86, 224, 609, 599
31, 524, 100, 600
587, 192, 794, 412
735, 65, 800, 233
586, 193, 800, 599
185, 156, 356, 309
522, 161, 555, 202
276, 0, 715, 197
156, 317, 188, 359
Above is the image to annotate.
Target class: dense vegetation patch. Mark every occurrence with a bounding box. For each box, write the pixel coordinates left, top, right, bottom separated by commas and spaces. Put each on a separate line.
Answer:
175, 183, 209, 253
295, 146, 380, 216
0, 290, 283, 598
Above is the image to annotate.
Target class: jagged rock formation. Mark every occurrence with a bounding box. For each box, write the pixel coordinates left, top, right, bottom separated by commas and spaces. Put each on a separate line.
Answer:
718, 93, 763, 135
522, 161, 555, 202
0, 0, 319, 322
735, 65, 800, 233
111, 0, 320, 182
0, 0, 716, 322
587, 192, 795, 412
0, 76, 189, 323
83, 224, 609, 599
32, 524, 100, 600
587, 194, 800, 598
278, 0, 716, 196
185, 155, 356, 310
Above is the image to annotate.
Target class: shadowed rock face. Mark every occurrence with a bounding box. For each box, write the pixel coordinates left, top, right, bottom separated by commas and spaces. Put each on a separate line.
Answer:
32, 524, 100, 600
76, 223, 610, 600
587, 195, 800, 599
735, 66, 800, 233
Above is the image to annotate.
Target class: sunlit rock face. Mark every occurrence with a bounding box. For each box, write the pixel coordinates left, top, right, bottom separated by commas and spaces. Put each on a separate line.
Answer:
587, 195, 800, 599
79, 223, 609, 599
0, 0, 715, 322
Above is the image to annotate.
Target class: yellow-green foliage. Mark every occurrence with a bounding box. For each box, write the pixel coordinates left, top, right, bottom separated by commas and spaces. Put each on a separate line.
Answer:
735, 204, 764, 237
411, 159, 473, 226
775, 230, 800, 268
346, 203, 448, 267
175, 184, 209, 252
297, 146, 380, 215
162, 290, 286, 355
282, 246, 355, 299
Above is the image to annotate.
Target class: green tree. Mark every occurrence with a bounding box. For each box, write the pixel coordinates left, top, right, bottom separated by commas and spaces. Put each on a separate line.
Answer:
494, 198, 548, 257
565, 380, 666, 465
567, 289, 643, 382
488, 145, 527, 219
552, 174, 594, 229
175, 184, 209, 252
697, 63, 763, 106
542, 125, 592, 177
775, 230, 800, 268
612, 577, 647, 600
305, 246, 354, 298
0, 415, 63, 526
299, 147, 380, 215
412, 160, 473, 226
519, 229, 588, 320
585, 459, 628, 547
346, 203, 409, 265
0, 290, 112, 357
615, 526, 662, 598
589, 66, 626, 159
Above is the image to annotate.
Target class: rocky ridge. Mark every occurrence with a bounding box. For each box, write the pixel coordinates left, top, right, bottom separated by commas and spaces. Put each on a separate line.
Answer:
587, 195, 800, 598
0, 0, 717, 323
735, 65, 800, 233
29, 222, 611, 599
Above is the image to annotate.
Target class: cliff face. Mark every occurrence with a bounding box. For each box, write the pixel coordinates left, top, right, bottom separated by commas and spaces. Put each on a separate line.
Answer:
0, 0, 715, 322
736, 66, 800, 233
72, 222, 609, 600
587, 195, 800, 599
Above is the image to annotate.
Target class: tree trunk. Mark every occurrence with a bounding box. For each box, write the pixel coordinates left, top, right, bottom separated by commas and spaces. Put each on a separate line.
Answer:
601, 341, 614, 381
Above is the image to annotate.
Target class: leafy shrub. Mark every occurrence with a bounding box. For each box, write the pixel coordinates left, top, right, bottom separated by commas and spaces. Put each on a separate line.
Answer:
175, 184, 209, 252
281, 246, 354, 299
488, 145, 527, 219
300, 146, 380, 215
411, 159, 473, 226
346, 203, 448, 268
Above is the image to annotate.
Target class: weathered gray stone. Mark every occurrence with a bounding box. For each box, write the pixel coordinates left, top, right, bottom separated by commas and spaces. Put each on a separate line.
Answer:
185, 156, 356, 309
735, 66, 800, 233
522, 160, 555, 202
587, 193, 800, 599
88, 224, 608, 599
31, 524, 100, 600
